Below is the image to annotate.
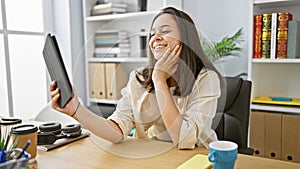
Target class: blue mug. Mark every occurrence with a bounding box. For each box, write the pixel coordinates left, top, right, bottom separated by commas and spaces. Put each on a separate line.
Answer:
208, 141, 238, 169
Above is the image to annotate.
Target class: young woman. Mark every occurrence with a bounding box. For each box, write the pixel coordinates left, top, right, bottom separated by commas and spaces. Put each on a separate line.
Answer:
50, 7, 222, 149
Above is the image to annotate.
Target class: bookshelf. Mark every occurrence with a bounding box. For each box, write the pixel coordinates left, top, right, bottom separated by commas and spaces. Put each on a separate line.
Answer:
248, 0, 300, 114
82, 0, 181, 106
249, 2, 300, 162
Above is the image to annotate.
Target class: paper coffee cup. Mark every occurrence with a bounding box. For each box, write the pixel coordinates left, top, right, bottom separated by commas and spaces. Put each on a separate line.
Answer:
11, 124, 38, 163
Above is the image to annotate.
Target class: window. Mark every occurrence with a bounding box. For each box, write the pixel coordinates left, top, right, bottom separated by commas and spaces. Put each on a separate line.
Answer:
0, 2, 2, 29
0, 0, 48, 119
5, 0, 43, 32
0, 35, 9, 115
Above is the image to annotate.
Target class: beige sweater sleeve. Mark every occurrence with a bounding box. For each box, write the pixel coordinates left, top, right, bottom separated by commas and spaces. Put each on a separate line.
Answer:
107, 71, 136, 139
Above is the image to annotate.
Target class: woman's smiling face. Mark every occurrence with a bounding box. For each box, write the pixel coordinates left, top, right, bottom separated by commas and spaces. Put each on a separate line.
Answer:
149, 14, 182, 60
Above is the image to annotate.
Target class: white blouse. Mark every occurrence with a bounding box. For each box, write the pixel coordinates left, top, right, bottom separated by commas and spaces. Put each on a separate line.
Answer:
108, 67, 220, 149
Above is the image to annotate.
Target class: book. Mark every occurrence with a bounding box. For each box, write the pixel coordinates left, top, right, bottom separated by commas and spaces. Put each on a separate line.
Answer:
92, 2, 113, 10
276, 12, 293, 59
261, 13, 272, 58
91, 7, 113, 15
92, 2, 127, 10
94, 39, 128, 45
94, 30, 129, 43
95, 29, 128, 35
252, 96, 300, 106
95, 42, 130, 48
177, 154, 212, 169
110, 7, 127, 13
42, 34, 73, 108
92, 7, 127, 15
91, 2, 127, 16
253, 14, 262, 58
287, 20, 300, 58
94, 34, 128, 40
94, 47, 130, 54
93, 53, 129, 58
94, 29, 130, 57
270, 13, 278, 59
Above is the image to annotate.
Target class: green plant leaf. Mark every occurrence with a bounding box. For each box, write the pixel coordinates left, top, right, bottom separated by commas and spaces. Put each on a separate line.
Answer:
202, 28, 244, 62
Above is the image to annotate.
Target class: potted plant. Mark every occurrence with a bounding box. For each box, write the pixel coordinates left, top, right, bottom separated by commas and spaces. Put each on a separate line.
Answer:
201, 28, 244, 62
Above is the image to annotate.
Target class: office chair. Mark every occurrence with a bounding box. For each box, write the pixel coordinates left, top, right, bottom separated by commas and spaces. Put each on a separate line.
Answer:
212, 76, 254, 155
87, 103, 116, 119
35, 102, 80, 126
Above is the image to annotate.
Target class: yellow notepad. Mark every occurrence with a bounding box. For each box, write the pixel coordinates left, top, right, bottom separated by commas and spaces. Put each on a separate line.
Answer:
177, 154, 213, 169
252, 96, 300, 106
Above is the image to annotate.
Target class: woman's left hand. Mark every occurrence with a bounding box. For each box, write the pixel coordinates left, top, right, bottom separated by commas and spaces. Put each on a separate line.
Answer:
152, 45, 182, 82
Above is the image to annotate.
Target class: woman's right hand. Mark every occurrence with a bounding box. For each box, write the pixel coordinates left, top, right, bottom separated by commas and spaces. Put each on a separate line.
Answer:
49, 81, 79, 117
152, 45, 182, 83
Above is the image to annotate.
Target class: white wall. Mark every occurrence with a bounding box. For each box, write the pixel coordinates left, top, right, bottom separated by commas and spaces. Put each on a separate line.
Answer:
52, 0, 72, 76
183, 0, 251, 77
69, 0, 86, 105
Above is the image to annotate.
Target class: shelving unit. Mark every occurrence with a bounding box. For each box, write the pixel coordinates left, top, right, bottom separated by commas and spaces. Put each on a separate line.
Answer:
249, 3, 300, 162
248, 0, 300, 114
82, 0, 155, 106
82, 0, 182, 106
249, 1, 300, 163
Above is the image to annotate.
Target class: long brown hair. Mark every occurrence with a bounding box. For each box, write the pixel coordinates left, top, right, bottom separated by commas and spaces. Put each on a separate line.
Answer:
136, 7, 223, 97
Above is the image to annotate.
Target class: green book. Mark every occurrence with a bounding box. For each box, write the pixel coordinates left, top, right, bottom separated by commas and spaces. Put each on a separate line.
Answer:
262, 13, 272, 58
287, 20, 300, 58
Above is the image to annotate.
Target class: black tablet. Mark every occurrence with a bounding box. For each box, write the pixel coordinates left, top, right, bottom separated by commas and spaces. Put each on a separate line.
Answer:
42, 34, 73, 108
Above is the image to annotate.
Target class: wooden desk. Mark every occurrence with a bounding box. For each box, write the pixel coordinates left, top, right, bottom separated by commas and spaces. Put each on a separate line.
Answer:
31, 134, 300, 169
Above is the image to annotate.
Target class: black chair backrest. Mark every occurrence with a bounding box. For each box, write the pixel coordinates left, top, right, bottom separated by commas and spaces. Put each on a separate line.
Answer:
212, 77, 252, 154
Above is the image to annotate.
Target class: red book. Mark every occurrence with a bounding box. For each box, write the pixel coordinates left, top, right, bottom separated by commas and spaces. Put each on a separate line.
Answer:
253, 15, 263, 58
276, 12, 293, 58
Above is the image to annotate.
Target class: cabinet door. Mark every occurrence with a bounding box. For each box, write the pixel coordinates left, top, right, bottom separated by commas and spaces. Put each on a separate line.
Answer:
250, 111, 265, 157
265, 112, 282, 160
282, 114, 300, 163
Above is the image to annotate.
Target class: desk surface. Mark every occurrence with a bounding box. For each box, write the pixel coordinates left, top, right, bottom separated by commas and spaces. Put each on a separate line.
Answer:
31, 134, 300, 169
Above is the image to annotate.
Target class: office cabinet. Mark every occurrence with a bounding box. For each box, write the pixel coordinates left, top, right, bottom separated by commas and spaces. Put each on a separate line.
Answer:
250, 111, 282, 160
249, 0, 300, 163
250, 111, 300, 163
282, 114, 300, 163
